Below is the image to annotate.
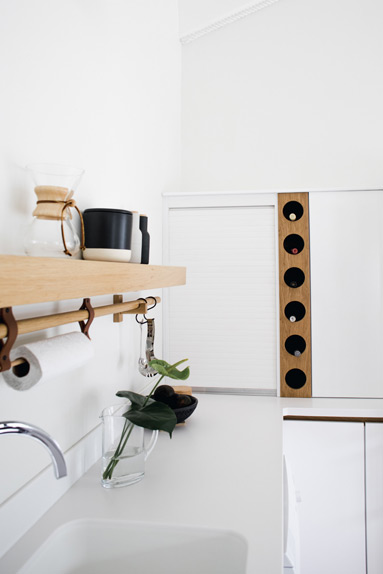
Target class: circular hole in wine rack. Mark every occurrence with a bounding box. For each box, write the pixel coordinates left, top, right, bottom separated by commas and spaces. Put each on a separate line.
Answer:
285, 368, 307, 389
283, 234, 304, 255
284, 267, 305, 288
285, 335, 306, 357
282, 201, 304, 222
284, 301, 306, 323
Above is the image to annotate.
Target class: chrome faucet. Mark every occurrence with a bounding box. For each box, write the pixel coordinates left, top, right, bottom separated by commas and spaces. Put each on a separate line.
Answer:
0, 421, 67, 479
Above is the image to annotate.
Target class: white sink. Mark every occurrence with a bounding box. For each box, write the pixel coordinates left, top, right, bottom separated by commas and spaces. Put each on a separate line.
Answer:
19, 519, 248, 574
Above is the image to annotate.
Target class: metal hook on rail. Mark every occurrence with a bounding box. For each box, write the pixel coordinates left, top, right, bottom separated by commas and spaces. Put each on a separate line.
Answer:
135, 296, 157, 324
147, 298, 157, 312
135, 298, 148, 324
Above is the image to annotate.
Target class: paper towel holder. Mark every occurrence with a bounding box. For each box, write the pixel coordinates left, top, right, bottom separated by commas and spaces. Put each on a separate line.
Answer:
0, 295, 161, 373
0, 307, 18, 373
0, 300, 95, 373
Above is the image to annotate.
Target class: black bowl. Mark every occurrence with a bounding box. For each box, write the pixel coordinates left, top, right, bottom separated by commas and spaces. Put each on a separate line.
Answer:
172, 396, 198, 424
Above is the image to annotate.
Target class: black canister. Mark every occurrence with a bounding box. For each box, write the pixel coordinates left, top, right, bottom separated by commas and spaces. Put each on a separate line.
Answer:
83, 208, 133, 250
139, 214, 150, 264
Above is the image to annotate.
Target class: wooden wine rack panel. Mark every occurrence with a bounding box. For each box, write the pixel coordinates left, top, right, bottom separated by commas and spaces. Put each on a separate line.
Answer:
278, 192, 312, 397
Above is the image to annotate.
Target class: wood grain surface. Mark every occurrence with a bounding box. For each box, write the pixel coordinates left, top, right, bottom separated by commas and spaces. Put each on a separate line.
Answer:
278, 193, 312, 397
0, 255, 186, 307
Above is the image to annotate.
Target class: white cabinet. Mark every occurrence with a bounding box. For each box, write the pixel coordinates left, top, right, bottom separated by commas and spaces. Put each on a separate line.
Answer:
309, 190, 383, 398
283, 420, 366, 574
163, 193, 278, 394
284, 419, 383, 574
365, 423, 383, 574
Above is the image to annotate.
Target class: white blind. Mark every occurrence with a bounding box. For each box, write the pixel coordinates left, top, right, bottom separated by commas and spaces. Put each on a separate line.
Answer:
166, 204, 277, 393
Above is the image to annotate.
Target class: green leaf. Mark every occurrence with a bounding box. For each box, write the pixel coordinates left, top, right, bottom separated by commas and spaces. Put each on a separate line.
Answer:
147, 359, 171, 376
149, 359, 190, 381
168, 365, 190, 380
124, 401, 177, 437
116, 390, 153, 409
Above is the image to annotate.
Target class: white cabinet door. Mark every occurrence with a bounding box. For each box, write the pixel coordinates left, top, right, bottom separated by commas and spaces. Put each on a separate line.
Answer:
283, 420, 366, 574
163, 193, 278, 394
310, 190, 383, 398
365, 423, 383, 574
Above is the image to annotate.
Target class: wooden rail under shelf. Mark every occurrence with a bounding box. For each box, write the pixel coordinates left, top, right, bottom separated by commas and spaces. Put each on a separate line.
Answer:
0, 255, 186, 307
0, 296, 160, 340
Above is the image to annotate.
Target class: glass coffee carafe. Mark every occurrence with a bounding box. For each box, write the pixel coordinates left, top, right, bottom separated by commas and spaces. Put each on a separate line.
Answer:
24, 163, 84, 258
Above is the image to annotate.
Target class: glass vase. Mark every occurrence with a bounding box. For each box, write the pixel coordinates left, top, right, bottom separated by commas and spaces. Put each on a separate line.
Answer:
101, 404, 158, 489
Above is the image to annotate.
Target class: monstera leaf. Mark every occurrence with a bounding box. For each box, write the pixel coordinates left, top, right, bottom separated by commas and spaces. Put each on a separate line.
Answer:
149, 358, 190, 381
116, 390, 177, 437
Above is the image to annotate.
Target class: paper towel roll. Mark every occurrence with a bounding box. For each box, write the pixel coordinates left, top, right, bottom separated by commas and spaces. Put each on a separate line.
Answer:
2, 332, 95, 391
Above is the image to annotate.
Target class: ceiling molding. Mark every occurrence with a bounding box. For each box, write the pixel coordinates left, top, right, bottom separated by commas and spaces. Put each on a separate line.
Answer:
180, 0, 283, 45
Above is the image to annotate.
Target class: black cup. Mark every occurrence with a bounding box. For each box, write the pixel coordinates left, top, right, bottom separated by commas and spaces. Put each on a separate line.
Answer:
83, 208, 133, 250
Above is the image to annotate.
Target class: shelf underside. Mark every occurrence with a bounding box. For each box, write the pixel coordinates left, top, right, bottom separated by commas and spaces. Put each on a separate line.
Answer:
0, 255, 186, 307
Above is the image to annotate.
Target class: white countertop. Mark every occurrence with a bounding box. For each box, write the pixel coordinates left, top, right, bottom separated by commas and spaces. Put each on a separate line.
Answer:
2, 394, 383, 574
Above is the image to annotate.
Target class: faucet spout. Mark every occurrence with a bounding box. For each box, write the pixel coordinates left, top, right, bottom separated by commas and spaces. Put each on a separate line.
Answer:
0, 421, 67, 479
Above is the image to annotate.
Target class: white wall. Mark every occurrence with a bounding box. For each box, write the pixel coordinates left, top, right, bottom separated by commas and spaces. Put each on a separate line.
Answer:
180, 0, 383, 191
0, 0, 180, 517
179, 0, 383, 401
178, 0, 268, 37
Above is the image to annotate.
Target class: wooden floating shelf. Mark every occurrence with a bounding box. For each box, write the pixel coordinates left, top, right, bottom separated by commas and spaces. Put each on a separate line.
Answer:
0, 255, 186, 307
